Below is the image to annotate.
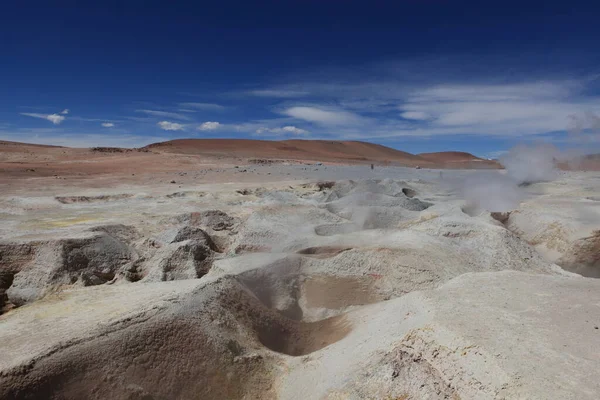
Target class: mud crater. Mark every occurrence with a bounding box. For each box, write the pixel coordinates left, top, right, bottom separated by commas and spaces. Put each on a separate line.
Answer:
256, 314, 351, 356
231, 258, 388, 356
296, 246, 353, 258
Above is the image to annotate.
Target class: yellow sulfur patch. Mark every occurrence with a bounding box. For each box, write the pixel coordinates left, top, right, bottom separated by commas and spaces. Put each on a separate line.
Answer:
45, 216, 101, 227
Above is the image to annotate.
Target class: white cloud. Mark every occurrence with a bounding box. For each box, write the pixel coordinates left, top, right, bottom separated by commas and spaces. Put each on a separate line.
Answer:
136, 109, 191, 121
248, 61, 599, 139
101, 122, 115, 128
157, 121, 185, 131
395, 82, 600, 136
46, 114, 66, 125
400, 111, 430, 120
179, 103, 226, 111
21, 113, 66, 125
281, 126, 309, 135
256, 125, 309, 135
197, 121, 221, 131
409, 82, 574, 103
248, 82, 408, 100
282, 106, 364, 126
60, 109, 69, 115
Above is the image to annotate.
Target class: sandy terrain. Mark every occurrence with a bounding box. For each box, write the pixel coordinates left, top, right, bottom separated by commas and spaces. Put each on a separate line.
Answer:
1, 139, 600, 399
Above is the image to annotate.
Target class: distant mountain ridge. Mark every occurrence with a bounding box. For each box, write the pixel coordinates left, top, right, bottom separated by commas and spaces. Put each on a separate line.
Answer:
0, 138, 503, 169
143, 139, 499, 168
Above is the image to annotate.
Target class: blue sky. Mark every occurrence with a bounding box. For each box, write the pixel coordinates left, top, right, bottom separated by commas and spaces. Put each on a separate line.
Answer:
2, 1, 600, 157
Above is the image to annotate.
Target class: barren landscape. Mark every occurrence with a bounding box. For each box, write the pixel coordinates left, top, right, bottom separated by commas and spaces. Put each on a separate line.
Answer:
1, 139, 600, 399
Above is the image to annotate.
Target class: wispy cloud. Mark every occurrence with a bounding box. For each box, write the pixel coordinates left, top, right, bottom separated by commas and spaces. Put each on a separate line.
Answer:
282, 106, 365, 126
125, 116, 155, 122
246, 75, 599, 140
136, 109, 191, 121
240, 54, 600, 141
396, 82, 597, 136
157, 121, 185, 131
247, 89, 310, 98
69, 116, 123, 123
60, 109, 69, 115
21, 113, 66, 125
197, 121, 221, 131
408, 82, 576, 103
400, 111, 430, 120
179, 102, 226, 111
101, 122, 115, 128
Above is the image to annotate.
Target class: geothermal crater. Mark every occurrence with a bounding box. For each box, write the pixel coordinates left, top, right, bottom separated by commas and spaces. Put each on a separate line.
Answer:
1, 165, 600, 399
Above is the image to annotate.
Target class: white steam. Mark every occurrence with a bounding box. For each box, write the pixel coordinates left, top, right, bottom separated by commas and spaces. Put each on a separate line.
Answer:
567, 111, 600, 143
462, 144, 561, 214
499, 144, 559, 184
462, 172, 523, 213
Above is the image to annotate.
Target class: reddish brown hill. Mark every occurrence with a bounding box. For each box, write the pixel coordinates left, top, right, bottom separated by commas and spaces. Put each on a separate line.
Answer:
144, 139, 502, 168
418, 151, 483, 162
144, 139, 431, 166
0, 140, 63, 148
0, 140, 64, 153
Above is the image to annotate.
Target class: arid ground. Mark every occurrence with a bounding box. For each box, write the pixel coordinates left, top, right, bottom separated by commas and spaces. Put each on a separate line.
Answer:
1, 139, 599, 399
